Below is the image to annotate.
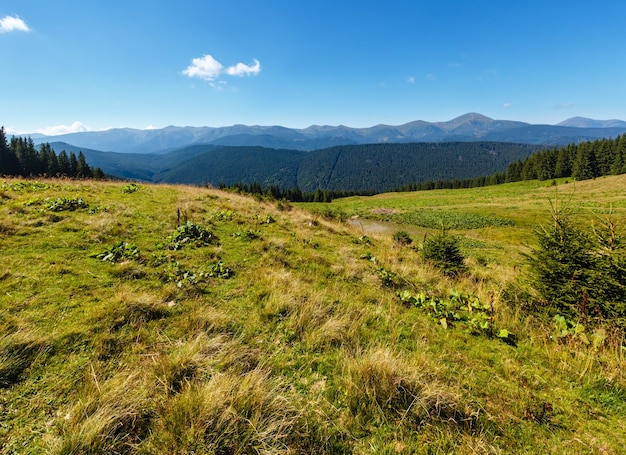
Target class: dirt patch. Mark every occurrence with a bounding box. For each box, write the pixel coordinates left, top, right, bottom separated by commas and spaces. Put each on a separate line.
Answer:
370, 208, 399, 215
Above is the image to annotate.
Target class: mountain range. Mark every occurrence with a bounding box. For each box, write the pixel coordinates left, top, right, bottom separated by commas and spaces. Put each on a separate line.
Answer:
31, 113, 626, 154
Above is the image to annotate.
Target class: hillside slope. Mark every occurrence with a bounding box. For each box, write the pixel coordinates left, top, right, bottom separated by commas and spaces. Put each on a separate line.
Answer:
54, 141, 541, 192
1, 177, 624, 454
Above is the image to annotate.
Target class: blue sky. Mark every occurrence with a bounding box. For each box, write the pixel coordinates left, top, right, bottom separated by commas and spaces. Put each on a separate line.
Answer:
2, 1, 626, 135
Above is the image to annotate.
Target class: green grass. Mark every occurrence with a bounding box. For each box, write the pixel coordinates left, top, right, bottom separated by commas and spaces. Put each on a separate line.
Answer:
0, 177, 625, 454
311, 176, 626, 266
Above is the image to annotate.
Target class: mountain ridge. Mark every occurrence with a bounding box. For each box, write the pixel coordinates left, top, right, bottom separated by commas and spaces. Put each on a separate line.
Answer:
26, 113, 626, 154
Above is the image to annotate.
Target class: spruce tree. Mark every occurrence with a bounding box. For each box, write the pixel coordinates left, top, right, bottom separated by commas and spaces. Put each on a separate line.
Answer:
76, 151, 91, 178
69, 152, 79, 177
527, 205, 595, 317
0, 127, 19, 175
572, 144, 598, 180
57, 150, 71, 176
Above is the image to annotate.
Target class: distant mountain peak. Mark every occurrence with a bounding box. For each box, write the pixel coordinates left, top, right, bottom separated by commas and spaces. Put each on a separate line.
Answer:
557, 117, 626, 129
452, 112, 494, 122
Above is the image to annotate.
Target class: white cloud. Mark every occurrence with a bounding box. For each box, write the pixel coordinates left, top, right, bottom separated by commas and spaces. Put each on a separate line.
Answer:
407, 76, 415, 83
425, 73, 437, 80
503, 102, 512, 108
183, 54, 261, 82
225, 59, 261, 77
0, 16, 30, 33
556, 102, 574, 109
38, 121, 91, 136
182, 54, 224, 80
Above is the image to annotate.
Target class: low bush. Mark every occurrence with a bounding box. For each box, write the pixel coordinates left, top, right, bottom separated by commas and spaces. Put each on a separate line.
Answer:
392, 230, 413, 246
526, 207, 626, 329
421, 228, 466, 276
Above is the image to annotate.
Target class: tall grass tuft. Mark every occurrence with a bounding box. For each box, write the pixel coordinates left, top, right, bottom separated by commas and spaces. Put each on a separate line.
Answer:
0, 329, 51, 389
343, 348, 481, 431
144, 369, 312, 453
50, 370, 155, 455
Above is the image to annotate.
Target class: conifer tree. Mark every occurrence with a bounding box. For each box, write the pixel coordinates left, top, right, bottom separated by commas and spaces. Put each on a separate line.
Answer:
57, 150, 71, 176
69, 152, 79, 177
76, 151, 91, 178
0, 127, 19, 175
527, 205, 595, 316
572, 144, 598, 180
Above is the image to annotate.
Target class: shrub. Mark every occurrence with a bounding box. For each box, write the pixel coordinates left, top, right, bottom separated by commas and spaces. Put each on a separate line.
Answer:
421, 228, 466, 277
392, 230, 413, 246
526, 206, 626, 328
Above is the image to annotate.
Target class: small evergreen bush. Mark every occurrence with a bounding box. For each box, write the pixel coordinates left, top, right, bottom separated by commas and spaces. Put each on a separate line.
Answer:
527, 206, 626, 328
421, 228, 466, 277
392, 230, 413, 246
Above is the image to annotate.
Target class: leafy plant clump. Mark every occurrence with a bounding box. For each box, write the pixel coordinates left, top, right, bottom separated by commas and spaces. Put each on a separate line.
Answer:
160, 261, 234, 288
254, 213, 275, 224
121, 183, 141, 193
93, 241, 142, 263
399, 289, 515, 344
206, 261, 234, 279
421, 229, 466, 277
45, 197, 88, 212
166, 221, 219, 250
1, 181, 52, 192
232, 229, 261, 241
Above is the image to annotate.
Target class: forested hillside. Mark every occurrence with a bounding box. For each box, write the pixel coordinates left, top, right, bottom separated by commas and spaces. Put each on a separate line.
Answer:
296, 142, 539, 191
153, 146, 304, 187
153, 141, 540, 192
392, 134, 626, 192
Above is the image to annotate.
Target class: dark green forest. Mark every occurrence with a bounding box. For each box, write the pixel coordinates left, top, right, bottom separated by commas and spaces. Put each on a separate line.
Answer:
228, 135, 626, 202
0, 127, 103, 179
152, 141, 541, 191
391, 134, 626, 192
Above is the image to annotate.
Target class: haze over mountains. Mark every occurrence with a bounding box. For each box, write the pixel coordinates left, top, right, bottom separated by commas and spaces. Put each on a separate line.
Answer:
31, 113, 626, 154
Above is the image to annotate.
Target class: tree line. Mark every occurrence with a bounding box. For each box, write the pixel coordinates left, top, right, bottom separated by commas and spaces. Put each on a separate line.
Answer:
392, 135, 626, 192
219, 181, 375, 203
0, 127, 104, 179
508, 135, 626, 182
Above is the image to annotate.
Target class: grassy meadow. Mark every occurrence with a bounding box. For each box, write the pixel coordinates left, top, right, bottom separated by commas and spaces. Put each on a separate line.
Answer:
1, 176, 625, 454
